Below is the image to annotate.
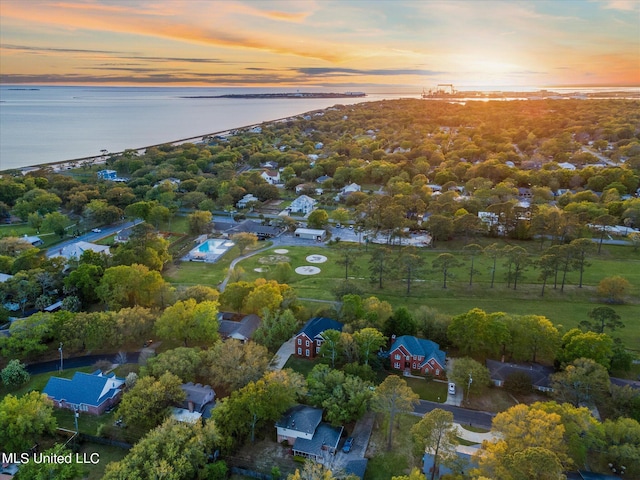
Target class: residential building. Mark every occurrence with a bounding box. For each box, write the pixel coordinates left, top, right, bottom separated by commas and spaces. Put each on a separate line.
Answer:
217, 313, 261, 343
115, 226, 134, 243
294, 317, 343, 359
340, 183, 362, 196
288, 195, 317, 215
486, 359, 554, 393
213, 219, 282, 239
51, 241, 110, 261
388, 335, 446, 378
316, 175, 332, 184
236, 193, 259, 209
261, 169, 281, 185
275, 405, 342, 462
180, 382, 215, 413
42, 370, 125, 415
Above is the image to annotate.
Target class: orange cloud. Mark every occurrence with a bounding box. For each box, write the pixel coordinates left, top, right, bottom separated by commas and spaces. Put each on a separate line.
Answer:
1, 2, 345, 63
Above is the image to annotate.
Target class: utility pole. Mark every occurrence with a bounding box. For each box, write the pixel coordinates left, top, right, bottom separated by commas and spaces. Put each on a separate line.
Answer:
466, 372, 473, 404
74, 407, 79, 433
58, 343, 63, 372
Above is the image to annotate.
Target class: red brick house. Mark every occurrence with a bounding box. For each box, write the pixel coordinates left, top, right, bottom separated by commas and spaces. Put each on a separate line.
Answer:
389, 335, 446, 378
294, 317, 343, 359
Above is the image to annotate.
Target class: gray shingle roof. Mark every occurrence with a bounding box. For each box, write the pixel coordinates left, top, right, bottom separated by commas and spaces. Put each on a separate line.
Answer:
485, 359, 554, 389
276, 404, 323, 435
214, 220, 281, 237
180, 382, 215, 411
292, 422, 342, 458
218, 314, 261, 340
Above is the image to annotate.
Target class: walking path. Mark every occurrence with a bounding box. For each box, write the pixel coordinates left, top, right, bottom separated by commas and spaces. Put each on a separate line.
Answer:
219, 244, 275, 292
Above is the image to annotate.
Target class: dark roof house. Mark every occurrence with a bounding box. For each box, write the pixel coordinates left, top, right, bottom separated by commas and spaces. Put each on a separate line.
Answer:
43, 370, 125, 415
213, 219, 282, 239
486, 359, 555, 393
294, 317, 343, 359
275, 405, 343, 462
218, 313, 261, 342
180, 382, 215, 413
389, 335, 446, 378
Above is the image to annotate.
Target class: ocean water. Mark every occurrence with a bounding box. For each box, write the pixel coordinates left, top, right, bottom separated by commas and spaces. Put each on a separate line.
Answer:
1, 85, 636, 171
0, 86, 410, 171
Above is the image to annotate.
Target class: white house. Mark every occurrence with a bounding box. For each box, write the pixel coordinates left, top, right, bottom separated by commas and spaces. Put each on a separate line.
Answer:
261, 169, 281, 185
335, 182, 361, 200
52, 241, 110, 260
236, 193, 259, 209
340, 183, 361, 195
289, 195, 317, 215
557, 162, 577, 171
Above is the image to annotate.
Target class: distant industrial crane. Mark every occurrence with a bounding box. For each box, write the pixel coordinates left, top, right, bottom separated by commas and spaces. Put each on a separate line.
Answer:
437, 83, 456, 94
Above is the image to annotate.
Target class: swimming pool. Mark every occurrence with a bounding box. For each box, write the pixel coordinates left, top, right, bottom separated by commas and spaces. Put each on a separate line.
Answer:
187, 238, 235, 262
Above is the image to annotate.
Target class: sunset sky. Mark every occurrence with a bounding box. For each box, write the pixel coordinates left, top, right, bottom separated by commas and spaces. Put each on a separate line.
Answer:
1, 0, 639, 89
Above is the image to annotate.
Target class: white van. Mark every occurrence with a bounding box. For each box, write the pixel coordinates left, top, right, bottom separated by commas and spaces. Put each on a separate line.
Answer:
448, 382, 456, 395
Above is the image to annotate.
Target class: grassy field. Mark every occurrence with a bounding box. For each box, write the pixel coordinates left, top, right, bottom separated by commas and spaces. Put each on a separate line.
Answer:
399, 377, 448, 403
283, 356, 319, 378
0, 366, 95, 398
226, 242, 640, 351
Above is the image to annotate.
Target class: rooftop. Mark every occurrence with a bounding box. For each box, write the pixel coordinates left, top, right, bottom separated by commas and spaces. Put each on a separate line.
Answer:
43, 370, 124, 407
391, 335, 446, 368
297, 317, 343, 340
276, 404, 323, 435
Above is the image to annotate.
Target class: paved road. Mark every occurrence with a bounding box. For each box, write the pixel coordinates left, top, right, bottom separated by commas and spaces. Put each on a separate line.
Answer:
413, 400, 495, 430
46, 219, 143, 257
25, 352, 141, 375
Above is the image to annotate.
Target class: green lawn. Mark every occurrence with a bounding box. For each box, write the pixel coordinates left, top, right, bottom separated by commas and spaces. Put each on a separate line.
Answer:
283, 356, 319, 377
161, 239, 640, 352
0, 366, 95, 399
230, 243, 640, 351
54, 407, 119, 437
402, 377, 448, 403
163, 256, 231, 287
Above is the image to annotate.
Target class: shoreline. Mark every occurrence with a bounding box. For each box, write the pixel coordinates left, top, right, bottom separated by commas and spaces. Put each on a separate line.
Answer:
2, 113, 303, 174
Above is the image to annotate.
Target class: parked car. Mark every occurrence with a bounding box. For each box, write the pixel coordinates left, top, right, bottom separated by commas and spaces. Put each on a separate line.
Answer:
448, 382, 456, 395
343, 437, 354, 453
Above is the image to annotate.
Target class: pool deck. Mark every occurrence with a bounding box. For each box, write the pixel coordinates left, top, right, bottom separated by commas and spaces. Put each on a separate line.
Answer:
183, 238, 234, 263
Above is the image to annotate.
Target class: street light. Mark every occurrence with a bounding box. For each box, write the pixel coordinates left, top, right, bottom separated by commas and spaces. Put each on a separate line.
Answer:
466, 372, 473, 404
58, 343, 63, 372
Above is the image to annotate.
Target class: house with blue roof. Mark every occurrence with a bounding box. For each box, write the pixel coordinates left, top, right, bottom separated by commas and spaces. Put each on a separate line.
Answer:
42, 370, 125, 415
389, 335, 446, 378
294, 317, 343, 359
